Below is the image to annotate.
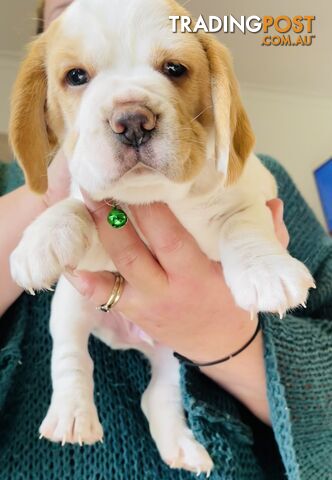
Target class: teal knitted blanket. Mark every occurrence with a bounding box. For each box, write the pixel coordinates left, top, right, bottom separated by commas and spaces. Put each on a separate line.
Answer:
0, 156, 331, 479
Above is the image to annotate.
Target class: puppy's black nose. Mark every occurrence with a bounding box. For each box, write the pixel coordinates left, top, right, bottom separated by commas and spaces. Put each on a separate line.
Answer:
110, 106, 156, 148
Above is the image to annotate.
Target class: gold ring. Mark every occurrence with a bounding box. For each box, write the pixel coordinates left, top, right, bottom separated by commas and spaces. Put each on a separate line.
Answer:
97, 273, 125, 313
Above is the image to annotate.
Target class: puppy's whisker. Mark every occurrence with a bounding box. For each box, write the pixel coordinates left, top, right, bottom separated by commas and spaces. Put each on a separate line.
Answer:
191, 105, 212, 122
189, 141, 206, 147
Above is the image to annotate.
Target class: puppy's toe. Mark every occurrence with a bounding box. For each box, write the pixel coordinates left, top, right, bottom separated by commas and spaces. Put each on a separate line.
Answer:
170, 435, 213, 476
10, 244, 59, 292
225, 253, 315, 315
159, 427, 213, 475
39, 395, 103, 446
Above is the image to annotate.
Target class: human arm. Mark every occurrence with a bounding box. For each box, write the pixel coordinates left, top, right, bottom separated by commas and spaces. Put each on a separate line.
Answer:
0, 1, 75, 316
0, 152, 69, 316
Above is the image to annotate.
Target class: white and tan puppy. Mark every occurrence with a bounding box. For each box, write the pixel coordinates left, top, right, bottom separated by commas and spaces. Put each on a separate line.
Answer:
9, 0, 314, 474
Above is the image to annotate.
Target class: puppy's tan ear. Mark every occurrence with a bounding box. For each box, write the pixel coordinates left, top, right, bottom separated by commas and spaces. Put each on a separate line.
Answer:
9, 35, 54, 194
200, 35, 255, 185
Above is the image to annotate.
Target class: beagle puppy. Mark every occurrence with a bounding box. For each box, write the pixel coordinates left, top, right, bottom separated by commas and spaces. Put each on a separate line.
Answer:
9, 0, 314, 474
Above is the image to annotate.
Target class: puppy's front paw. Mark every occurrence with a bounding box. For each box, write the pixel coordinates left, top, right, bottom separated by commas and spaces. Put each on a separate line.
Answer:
39, 394, 103, 446
10, 199, 93, 292
225, 254, 315, 315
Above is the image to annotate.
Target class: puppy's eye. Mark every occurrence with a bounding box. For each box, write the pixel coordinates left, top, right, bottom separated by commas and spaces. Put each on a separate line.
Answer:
66, 68, 90, 86
163, 62, 187, 78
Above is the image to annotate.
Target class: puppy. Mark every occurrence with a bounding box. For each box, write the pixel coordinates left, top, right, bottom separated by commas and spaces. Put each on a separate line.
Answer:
9, 0, 314, 474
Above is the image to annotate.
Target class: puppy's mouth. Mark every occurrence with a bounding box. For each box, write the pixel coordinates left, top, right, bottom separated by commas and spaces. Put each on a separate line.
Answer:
114, 143, 162, 180
126, 162, 156, 176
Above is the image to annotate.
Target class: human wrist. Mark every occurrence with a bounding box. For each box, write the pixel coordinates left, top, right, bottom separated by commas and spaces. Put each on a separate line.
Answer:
19, 184, 48, 214
175, 316, 261, 367
199, 329, 270, 425
179, 307, 253, 366
41, 151, 70, 207
42, 185, 60, 208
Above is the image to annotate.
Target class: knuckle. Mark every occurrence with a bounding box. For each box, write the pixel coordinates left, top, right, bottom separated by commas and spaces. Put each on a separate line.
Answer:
115, 242, 140, 269
93, 205, 110, 223
157, 235, 184, 255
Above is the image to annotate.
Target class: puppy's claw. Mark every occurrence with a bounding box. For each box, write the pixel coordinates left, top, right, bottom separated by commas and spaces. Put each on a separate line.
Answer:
278, 311, 284, 320
61, 436, 66, 447
301, 302, 307, 308
27, 288, 36, 296
39, 434, 43, 440
78, 436, 83, 447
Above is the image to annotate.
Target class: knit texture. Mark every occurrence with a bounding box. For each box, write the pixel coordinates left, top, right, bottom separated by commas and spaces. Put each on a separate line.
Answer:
0, 156, 331, 480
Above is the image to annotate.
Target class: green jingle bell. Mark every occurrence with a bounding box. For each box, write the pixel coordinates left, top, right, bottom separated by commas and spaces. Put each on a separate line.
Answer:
107, 206, 128, 229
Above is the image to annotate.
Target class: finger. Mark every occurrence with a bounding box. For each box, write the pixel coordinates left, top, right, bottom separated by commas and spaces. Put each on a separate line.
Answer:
266, 199, 290, 248
83, 195, 167, 294
64, 270, 131, 312
267, 198, 283, 223
130, 203, 210, 276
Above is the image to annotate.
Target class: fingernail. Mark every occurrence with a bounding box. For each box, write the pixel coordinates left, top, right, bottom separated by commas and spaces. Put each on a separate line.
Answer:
65, 267, 79, 277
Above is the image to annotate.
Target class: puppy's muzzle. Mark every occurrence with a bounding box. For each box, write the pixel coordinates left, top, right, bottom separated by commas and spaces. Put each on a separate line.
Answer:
110, 105, 156, 149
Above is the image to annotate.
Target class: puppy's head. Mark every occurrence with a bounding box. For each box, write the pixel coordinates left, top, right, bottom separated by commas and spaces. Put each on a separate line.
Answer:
10, 0, 254, 200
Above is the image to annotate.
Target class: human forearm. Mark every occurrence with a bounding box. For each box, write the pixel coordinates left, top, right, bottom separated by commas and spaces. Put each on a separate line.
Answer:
0, 152, 69, 316
0, 185, 46, 315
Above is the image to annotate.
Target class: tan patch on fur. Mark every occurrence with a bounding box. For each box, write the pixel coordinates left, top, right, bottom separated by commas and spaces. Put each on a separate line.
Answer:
9, 20, 85, 193
151, 37, 213, 183
198, 34, 255, 185
9, 34, 53, 193
63, 130, 79, 158
164, 0, 255, 184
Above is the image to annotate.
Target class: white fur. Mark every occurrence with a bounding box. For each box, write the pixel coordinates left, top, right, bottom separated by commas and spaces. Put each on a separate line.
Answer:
10, 0, 314, 474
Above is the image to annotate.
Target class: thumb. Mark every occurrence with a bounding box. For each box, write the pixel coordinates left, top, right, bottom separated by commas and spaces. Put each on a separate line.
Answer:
64, 270, 128, 311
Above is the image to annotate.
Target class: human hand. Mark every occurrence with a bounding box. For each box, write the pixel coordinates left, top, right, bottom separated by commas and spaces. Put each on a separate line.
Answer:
65, 198, 289, 363
266, 198, 289, 248
43, 150, 70, 207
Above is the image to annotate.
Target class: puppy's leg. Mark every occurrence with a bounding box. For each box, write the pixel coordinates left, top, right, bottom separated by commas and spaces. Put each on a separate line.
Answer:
220, 201, 315, 315
10, 199, 94, 292
39, 276, 103, 445
142, 347, 213, 475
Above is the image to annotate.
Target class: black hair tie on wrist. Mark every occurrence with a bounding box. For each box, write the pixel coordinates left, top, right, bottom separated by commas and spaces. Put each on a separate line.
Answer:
173, 317, 261, 367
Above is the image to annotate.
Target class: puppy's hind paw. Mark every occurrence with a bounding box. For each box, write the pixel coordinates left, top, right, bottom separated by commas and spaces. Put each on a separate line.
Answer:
39, 394, 103, 446
164, 430, 213, 476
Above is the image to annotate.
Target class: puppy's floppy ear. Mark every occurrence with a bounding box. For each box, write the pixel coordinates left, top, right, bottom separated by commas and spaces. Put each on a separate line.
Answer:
199, 34, 255, 185
9, 35, 56, 194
